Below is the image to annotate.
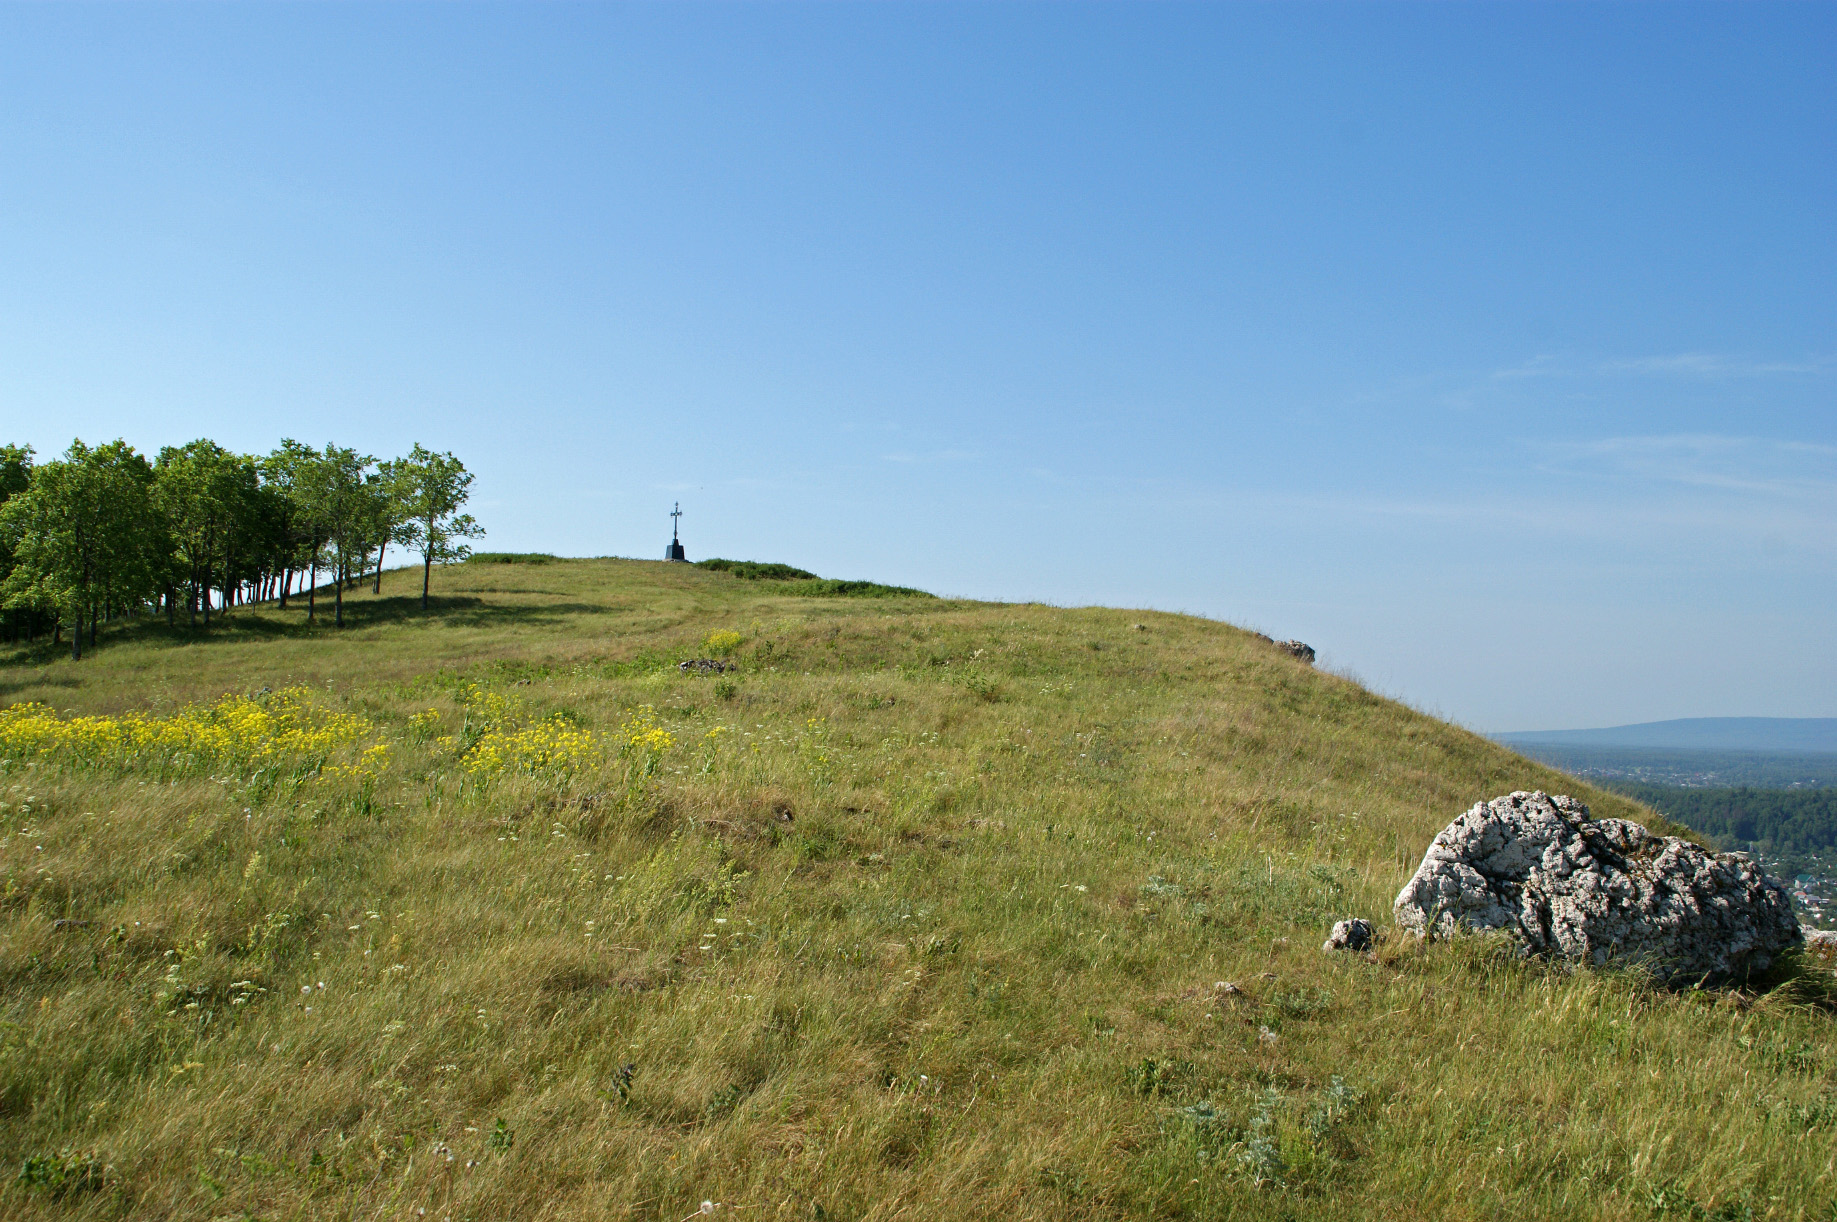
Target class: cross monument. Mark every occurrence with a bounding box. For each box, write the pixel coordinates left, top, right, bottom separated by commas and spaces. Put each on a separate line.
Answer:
665, 502, 687, 561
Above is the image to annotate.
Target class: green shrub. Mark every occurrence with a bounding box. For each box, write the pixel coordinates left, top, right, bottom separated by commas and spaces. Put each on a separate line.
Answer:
696, 559, 818, 580
17, 1148, 109, 1196
465, 552, 558, 565
694, 560, 932, 597
777, 578, 934, 599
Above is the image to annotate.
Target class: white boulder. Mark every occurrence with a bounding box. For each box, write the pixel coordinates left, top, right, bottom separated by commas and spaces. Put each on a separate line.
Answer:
1394, 791, 1799, 983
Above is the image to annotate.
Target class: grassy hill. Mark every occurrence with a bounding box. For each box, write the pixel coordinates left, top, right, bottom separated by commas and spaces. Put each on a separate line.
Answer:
0, 559, 1831, 1221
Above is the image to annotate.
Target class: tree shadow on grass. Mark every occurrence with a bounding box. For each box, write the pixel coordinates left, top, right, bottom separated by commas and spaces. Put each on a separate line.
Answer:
334, 594, 612, 631
0, 673, 81, 701
0, 594, 626, 671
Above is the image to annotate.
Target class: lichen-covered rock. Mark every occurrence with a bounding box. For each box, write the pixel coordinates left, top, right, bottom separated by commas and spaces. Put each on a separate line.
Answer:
1393, 791, 1800, 983
1323, 918, 1374, 952
1250, 633, 1316, 663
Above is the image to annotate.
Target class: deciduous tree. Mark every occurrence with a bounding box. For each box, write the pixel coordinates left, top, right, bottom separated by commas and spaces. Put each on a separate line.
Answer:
395, 445, 484, 609
154, 441, 259, 629
1, 440, 162, 658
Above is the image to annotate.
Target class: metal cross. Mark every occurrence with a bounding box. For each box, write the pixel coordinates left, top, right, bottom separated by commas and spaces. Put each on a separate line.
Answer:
670, 502, 682, 543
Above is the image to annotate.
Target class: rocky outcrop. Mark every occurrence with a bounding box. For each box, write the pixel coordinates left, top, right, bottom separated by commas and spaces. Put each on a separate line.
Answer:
1393, 791, 1799, 983
1252, 633, 1317, 664
678, 659, 736, 674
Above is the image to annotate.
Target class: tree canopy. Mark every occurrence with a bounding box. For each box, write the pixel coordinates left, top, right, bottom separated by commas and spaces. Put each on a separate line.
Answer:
0, 437, 483, 653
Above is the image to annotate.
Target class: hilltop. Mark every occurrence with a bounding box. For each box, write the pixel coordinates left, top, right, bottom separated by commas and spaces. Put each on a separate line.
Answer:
0, 558, 1832, 1221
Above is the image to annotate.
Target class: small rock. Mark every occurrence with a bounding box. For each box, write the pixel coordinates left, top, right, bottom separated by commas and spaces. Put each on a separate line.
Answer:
678, 659, 734, 674
1275, 640, 1316, 663
1323, 918, 1374, 952
1215, 980, 1243, 996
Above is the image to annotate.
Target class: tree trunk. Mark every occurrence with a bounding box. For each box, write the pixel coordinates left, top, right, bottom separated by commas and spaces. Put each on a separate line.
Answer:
423, 549, 432, 610
202, 563, 212, 630
334, 561, 344, 627
69, 611, 80, 660
374, 540, 386, 594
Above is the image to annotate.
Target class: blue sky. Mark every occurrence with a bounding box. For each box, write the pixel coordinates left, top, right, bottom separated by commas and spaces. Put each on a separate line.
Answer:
2, 3, 1832, 732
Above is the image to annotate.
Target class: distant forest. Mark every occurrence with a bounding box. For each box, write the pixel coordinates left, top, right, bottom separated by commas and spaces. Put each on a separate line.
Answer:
1511, 741, 1837, 788
1611, 783, 1837, 878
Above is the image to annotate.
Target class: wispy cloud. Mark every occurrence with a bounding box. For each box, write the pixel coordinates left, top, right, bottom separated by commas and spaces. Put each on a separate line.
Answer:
1537, 433, 1837, 499
1495, 352, 1830, 380
1131, 432, 1837, 558
881, 449, 981, 465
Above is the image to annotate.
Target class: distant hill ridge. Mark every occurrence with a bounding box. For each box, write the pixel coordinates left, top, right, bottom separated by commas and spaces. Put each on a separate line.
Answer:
1500, 717, 1837, 755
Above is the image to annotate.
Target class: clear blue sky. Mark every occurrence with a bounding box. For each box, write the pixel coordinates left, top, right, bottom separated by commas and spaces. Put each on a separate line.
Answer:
2, 3, 1832, 733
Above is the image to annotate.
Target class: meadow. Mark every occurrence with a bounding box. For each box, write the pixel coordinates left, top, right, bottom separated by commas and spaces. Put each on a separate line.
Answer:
0, 558, 1832, 1221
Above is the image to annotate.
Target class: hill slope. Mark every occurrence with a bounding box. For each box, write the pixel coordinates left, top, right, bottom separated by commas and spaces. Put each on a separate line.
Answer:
0, 559, 1831, 1221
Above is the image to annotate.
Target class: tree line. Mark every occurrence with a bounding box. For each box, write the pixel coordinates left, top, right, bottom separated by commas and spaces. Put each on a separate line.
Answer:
0, 439, 482, 658
1612, 782, 1837, 878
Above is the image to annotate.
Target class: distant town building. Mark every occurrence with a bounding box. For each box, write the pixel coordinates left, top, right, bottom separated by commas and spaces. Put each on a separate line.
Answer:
665, 502, 687, 561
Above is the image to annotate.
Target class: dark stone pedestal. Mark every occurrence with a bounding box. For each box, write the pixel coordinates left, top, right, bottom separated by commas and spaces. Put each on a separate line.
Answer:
665, 541, 686, 561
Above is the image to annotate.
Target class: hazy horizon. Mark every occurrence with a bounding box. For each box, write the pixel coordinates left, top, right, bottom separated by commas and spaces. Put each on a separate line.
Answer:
1498, 716, 1837, 754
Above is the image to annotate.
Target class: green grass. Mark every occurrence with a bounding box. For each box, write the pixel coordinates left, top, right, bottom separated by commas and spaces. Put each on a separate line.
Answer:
1, 558, 1832, 1220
